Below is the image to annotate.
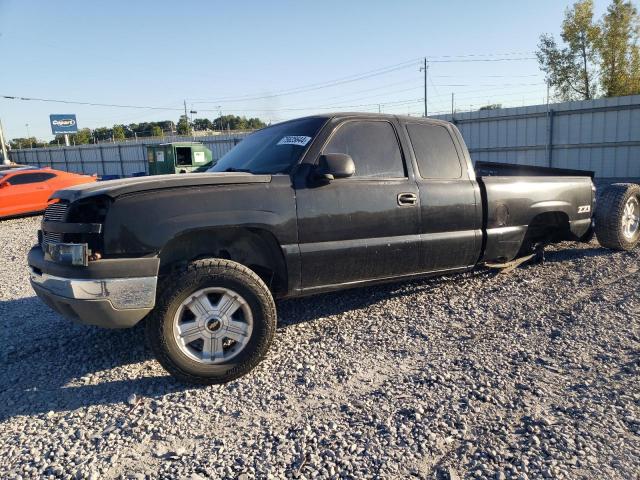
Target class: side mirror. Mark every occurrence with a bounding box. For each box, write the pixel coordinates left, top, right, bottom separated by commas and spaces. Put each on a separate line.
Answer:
314, 153, 355, 181
0, 182, 8, 189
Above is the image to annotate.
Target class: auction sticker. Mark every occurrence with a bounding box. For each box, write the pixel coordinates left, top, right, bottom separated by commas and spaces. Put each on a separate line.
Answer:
277, 136, 312, 146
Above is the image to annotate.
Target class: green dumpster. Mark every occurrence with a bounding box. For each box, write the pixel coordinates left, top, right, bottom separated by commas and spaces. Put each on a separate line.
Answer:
146, 142, 213, 175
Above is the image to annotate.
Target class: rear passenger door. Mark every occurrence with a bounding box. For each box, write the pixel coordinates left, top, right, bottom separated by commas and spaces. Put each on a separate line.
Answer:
295, 119, 421, 289
404, 122, 482, 272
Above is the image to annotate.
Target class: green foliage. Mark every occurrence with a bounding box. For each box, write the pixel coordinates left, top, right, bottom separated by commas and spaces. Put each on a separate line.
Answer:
9, 137, 47, 149
193, 118, 213, 131
48, 128, 93, 145
93, 127, 113, 141
10, 115, 265, 150
112, 125, 126, 140
598, 0, 640, 96
479, 104, 503, 110
538, 0, 640, 100
74, 129, 92, 145
537, 0, 600, 100
176, 115, 191, 135
213, 115, 266, 131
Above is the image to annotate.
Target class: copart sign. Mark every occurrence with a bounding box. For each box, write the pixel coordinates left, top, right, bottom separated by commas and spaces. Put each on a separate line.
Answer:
50, 114, 78, 135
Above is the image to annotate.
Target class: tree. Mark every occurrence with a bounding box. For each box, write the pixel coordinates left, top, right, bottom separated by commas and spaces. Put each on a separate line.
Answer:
112, 125, 126, 141
247, 117, 266, 129
93, 127, 113, 141
537, 0, 600, 101
49, 129, 92, 145
212, 115, 266, 131
192, 118, 213, 131
176, 115, 191, 135
598, 0, 640, 96
9, 137, 46, 149
479, 104, 503, 110
151, 125, 163, 137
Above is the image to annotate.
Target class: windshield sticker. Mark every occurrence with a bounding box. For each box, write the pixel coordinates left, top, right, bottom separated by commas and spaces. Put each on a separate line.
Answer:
277, 136, 312, 147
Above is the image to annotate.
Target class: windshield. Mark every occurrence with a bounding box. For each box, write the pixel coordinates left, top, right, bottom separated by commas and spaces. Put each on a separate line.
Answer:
208, 116, 326, 174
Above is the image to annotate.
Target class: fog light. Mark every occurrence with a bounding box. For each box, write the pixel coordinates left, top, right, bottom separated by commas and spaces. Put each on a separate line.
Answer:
44, 243, 88, 266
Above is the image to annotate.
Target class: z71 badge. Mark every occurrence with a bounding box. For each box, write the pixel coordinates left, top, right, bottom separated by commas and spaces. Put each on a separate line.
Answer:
578, 205, 591, 213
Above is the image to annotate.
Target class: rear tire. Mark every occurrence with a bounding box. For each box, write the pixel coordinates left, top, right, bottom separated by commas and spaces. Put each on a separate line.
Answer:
594, 183, 640, 251
146, 258, 276, 385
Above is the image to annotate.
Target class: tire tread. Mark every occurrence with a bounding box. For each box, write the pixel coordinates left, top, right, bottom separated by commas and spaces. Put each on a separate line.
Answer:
594, 183, 640, 251
146, 258, 276, 385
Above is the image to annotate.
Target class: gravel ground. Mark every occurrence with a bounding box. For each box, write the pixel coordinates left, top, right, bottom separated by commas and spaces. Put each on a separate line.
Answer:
0, 215, 639, 480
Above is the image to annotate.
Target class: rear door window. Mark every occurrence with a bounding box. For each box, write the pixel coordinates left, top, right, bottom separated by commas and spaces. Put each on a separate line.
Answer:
406, 123, 463, 179
323, 120, 405, 178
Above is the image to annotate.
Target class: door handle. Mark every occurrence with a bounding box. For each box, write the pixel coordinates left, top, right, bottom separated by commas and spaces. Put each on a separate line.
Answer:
397, 192, 418, 206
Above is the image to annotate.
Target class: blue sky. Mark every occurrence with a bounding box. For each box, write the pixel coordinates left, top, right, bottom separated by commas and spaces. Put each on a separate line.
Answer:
0, 0, 612, 140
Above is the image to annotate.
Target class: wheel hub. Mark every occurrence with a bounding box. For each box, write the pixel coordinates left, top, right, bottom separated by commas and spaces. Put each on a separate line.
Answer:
622, 197, 640, 239
172, 287, 254, 365
206, 317, 222, 332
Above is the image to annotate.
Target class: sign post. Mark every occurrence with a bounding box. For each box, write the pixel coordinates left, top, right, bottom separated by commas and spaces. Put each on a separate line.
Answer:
50, 115, 78, 147
0, 118, 9, 165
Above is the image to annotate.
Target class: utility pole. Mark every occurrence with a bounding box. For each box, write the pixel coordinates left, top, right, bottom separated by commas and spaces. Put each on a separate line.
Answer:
546, 80, 550, 108
0, 119, 9, 165
183, 100, 189, 134
420, 58, 428, 117
26, 123, 32, 148
451, 93, 455, 117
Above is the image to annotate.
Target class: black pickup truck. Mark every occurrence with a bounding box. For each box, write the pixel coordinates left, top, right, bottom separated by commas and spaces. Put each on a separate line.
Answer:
28, 113, 640, 384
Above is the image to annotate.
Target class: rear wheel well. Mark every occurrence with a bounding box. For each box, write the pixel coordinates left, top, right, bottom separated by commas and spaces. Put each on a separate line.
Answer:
158, 228, 288, 297
520, 211, 571, 254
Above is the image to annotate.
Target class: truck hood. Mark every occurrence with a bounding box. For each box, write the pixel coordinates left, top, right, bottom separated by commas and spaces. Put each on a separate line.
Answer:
52, 172, 272, 201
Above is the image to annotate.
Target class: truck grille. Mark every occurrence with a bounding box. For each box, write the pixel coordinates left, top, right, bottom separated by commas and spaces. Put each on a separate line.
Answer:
41, 202, 69, 251
44, 202, 68, 222
42, 232, 64, 248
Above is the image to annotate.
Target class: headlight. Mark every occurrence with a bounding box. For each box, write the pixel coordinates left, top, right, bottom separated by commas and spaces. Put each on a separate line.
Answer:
44, 242, 88, 266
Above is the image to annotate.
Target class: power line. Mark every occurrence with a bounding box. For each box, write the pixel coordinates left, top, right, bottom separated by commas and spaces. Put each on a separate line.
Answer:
189, 58, 423, 104
433, 74, 541, 78
0, 95, 185, 111
428, 57, 537, 63
188, 53, 537, 104
432, 82, 544, 87
283, 78, 420, 106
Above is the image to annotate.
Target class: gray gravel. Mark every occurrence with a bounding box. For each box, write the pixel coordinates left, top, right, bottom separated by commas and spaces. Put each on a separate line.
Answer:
1, 215, 639, 480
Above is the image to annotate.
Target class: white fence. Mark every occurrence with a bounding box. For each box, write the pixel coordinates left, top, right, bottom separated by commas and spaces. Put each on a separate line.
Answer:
10, 95, 640, 179
8, 133, 250, 176
433, 94, 640, 179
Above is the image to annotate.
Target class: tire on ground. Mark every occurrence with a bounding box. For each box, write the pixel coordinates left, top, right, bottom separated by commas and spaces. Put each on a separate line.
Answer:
594, 183, 640, 251
146, 258, 276, 385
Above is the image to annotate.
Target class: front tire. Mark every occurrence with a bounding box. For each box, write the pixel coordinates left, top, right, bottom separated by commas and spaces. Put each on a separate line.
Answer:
595, 183, 640, 251
146, 258, 276, 384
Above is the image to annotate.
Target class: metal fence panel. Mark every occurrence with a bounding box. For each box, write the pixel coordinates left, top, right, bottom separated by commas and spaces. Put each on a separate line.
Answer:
433, 94, 640, 179
13, 98, 640, 180
8, 132, 250, 177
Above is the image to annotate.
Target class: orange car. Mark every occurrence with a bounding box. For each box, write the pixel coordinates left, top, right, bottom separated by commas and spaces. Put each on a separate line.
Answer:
0, 167, 96, 219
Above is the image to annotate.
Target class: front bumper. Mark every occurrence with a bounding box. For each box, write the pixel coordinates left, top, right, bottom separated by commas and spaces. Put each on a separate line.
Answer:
28, 246, 159, 328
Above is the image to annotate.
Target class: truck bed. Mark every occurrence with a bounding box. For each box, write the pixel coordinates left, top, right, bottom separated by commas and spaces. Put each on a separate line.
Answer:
477, 170, 595, 263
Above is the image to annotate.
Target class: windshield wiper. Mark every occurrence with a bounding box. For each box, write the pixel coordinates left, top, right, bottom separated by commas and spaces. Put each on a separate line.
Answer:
222, 167, 253, 173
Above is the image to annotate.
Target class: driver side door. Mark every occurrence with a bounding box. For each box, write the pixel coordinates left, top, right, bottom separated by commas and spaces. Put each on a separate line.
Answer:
295, 119, 421, 291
